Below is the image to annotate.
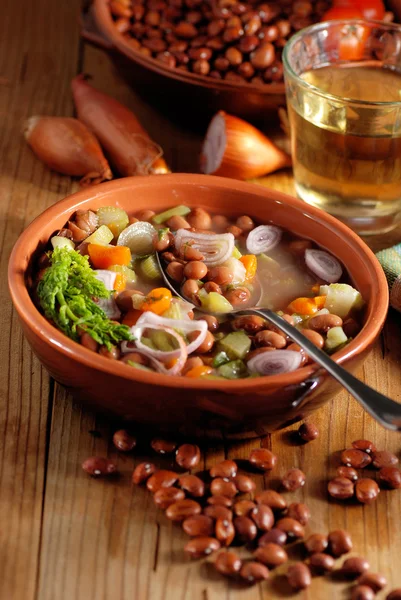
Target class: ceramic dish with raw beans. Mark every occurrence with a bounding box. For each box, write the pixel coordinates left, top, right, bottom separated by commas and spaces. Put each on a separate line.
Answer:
8, 175, 388, 439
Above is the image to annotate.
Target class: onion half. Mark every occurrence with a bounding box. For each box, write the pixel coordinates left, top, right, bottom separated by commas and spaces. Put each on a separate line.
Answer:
174, 229, 234, 267
246, 225, 282, 255
305, 249, 342, 283
247, 349, 303, 375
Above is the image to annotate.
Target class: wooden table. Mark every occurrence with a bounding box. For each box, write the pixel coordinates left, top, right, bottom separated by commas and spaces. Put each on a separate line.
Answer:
2, 1, 401, 598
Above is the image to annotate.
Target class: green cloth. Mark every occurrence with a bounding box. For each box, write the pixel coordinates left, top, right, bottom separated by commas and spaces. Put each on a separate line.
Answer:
376, 244, 401, 309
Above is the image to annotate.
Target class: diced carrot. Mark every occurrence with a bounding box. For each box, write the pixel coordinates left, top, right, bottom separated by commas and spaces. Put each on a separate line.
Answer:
287, 297, 319, 316
141, 287, 172, 315
165, 357, 179, 369
113, 272, 127, 292
122, 309, 142, 327
314, 295, 327, 310
185, 365, 214, 378
311, 284, 320, 294
240, 254, 257, 282
88, 243, 131, 269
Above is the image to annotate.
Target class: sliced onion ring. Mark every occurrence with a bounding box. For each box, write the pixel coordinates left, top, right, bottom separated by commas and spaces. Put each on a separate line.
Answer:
305, 249, 342, 283
122, 333, 187, 376
94, 269, 117, 291
246, 225, 282, 255
247, 349, 303, 376
121, 311, 208, 359
174, 228, 234, 267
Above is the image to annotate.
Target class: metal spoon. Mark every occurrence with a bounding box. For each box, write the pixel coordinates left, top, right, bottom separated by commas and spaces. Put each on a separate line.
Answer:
157, 253, 401, 431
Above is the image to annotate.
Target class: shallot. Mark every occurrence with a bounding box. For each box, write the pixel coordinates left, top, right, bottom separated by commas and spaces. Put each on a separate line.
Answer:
174, 229, 234, 267
305, 249, 343, 284
24, 116, 112, 186
246, 225, 282, 255
71, 74, 169, 177
200, 111, 292, 180
247, 350, 303, 376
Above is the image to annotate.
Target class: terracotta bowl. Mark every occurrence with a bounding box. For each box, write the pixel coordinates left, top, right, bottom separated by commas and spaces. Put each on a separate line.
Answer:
8, 175, 388, 439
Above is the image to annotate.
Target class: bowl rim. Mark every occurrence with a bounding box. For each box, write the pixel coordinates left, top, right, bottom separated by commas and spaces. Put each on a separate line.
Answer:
92, 0, 286, 95
8, 174, 389, 391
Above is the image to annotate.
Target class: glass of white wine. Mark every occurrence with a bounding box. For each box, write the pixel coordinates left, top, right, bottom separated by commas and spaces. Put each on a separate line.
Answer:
283, 20, 401, 235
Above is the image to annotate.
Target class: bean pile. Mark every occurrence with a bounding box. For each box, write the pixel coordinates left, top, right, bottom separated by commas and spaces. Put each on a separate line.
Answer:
82, 423, 401, 597
108, 0, 331, 85
328, 439, 401, 503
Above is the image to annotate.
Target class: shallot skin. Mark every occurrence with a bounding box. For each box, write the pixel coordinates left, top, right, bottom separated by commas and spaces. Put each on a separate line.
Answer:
71, 74, 170, 177
24, 116, 112, 186
201, 111, 292, 180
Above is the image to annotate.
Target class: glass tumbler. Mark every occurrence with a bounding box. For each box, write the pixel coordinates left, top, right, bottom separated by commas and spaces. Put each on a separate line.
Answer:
283, 20, 401, 235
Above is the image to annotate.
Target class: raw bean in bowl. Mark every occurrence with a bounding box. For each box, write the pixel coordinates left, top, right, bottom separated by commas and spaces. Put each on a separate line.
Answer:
82, 457, 117, 477
341, 449, 372, 469
352, 440, 376, 454
240, 561, 270, 583
215, 550, 242, 576
215, 518, 235, 546
358, 572, 387, 592
275, 518, 305, 539
249, 449, 277, 471
355, 479, 380, 504
151, 438, 177, 454
204, 505, 233, 521
233, 474, 256, 493
234, 516, 258, 543
286, 502, 310, 526
255, 490, 287, 511
254, 543, 288, 568
132, 462, 157, 485
372, 451, 399, 469
328, 529, 353, 556
309, 553, 335, 573
378, 467, 401, 489
337, 466, 358, 482
281, 468, 306, 491
154, 487, 185, 510
250, 504, 274, 532
113, 429, 137, 452
207, 495, 233, 508
211, 478, 237, 498
258, 528, 287, 547
147, 470, 178, 492
342, 557, 370, 578
287, 563, 312, 590
234, 500, 256, 517
176, 444, 201, 470
183, 515, 214, 537
184, 536, 221, 559
352, 586, 375, 600
178, 474, 205, 497
165, 499, 202, 522
210, 460, 238, 479
387, 591, 401, 600
304, 534, 328, 554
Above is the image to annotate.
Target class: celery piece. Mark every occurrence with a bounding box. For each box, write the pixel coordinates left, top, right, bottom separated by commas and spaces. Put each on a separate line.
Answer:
117, 221, 156, 256
258, 253, 280, 271
324, 326, 348, 353
319, 285, 330, 296
132, 294, 145, 309
217, 331, 251, 360
162, 301, 182, 320
97, 206, 129, 238
212, 351, 231, 368
232, 246, 242, 259
200, 291, 233, 314
127, 360, 153, 372
141, 255, 161, 280
152, 205, 191, 225
85, 225, 114, 245
217, 360, 248, 379
108, 264, 137, 283
324, 283, 364, 318
149, 329, 179, 352
214, 332, 225, 341
50, 236, 75, 251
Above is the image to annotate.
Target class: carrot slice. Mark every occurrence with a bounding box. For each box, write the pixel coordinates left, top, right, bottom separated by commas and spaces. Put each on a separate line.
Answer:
141, 287, 172, 315
113, 272, 127, 292
185, 365, 213, 378
287, 297, 319, 316
88, 243, 131, 269
122, 309, 142, 327
240, 254, 257, 282
314, 295, 327, 310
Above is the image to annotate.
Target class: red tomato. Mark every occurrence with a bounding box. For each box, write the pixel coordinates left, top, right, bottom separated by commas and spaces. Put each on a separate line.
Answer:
330, 0, 385, 21
322, 6, 363, 21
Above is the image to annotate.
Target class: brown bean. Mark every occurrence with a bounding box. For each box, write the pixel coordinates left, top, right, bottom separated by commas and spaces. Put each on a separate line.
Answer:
387, 591, 401, 600
193, 59, 210, 75
250, 42, 275, 69
358, 572, 387, 592
189, 330, 215, 354
176, 443, 201, 470
309, 553, 335, 573
342, 557, 370, 578
178, 474, 205, 497
378, 466, 401, 489
166, 214, 190, 230
254, 330, 286, 349
298, 421, 319, 442
146, 470, 178, 492
184, 536, 220, 558
234, 516, 258, 542
132, 462, 157, 485
182, 356, 204, 374
249, 448, 277, 471
275, 518, 305, 539
328, 477, 355, 500
231, 475, 254, 494
166, 261, 185, 282
181, 279, 200, 300
207, 266, 233, 286
188, 47, 212, 61
136, 209, 156, 221
187, 207, 212, 230
110, 0, 132, 18
175, 21, 197, 38
82, 456, 117, 477
223, 25, 244, 43
112, 429, 136, 452
200, 315, 219, 332
209, 460, 238, 478
355, 478, 380, 504
216, 518, 235, 546
99, 345, 120, 360
238, 34, 259, 52
211, 477, 237, 498
308, 314, 343, 332
286, 503, 310, 526
251, 504, 274, 532
207, 495, 233, 508
215, 550, 242, 576
301, 328, 325, 348
150, 438, 177, 454
287, 562, 311, 590
259, 24, 279, 42
352, 439, 376, 454
372, 450, 399, 469
203, 281, 222, 294
328, 529, 353, 556
154, 487, 185, 509
204, 505, 233, 521
240, 561, 270, 583
282, 468, 306, 491
337, 466, 358, 482
236, 215, 254, 232
234, 500, 256, 517
166, 499, 202, 521
254, 543, 288, 568
343, 317, 361, 338
352, 586, 375, 600
341, 449, 372, 469
232, 315, 266, 334
259, 529, 287, 548
255, 490, 287, 511
80, 332, 98, 352
183, 515, 214, 537
226, 224, 243, 238
305, 534, 328, 554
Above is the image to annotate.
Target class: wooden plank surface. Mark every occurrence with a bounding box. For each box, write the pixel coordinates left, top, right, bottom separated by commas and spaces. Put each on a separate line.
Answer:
1, 2, 401, 599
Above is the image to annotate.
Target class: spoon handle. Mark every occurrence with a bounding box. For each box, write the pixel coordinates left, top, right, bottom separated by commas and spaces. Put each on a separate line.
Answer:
247, 309, 401, 431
